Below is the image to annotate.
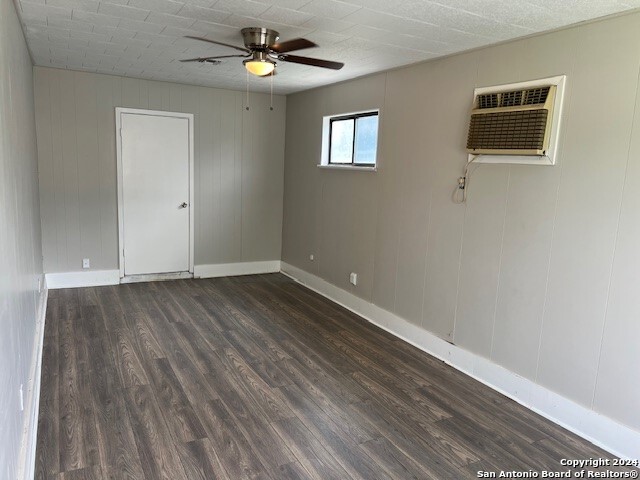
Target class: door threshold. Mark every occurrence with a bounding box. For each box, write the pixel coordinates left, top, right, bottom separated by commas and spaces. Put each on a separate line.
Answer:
120, 271, 193, 284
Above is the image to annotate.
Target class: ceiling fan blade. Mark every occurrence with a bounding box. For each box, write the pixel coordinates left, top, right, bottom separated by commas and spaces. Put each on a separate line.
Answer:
270, 38, 317, 53
279, 54, 344, 70
184, 35, 250, 53
180, 53, 251, 62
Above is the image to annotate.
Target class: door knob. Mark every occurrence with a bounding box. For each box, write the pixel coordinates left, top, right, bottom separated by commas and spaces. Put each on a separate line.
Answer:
179, 202, 188, 209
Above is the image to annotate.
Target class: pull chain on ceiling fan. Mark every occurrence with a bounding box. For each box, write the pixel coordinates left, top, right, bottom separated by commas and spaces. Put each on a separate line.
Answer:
181, 27, 345, 77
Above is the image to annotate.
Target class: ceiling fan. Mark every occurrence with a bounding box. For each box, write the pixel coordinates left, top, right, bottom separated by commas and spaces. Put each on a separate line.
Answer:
181, 27, 345, 77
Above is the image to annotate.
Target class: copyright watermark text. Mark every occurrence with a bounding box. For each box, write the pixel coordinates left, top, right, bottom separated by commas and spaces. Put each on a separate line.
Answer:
477, 458, 639, 479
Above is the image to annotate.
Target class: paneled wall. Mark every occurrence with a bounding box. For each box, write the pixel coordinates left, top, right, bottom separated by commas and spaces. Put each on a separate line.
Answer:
0, 0, 44, 476
282, 12, 640, 433
34, 67, 286, 273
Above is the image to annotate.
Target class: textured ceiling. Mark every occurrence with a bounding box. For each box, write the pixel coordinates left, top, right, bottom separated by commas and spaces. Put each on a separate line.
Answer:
15, 0, 640, 94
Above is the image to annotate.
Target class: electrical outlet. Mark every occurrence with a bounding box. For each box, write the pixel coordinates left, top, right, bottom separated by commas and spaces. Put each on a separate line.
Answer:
19, 384, 24, 411
349, 272, 358, 286
309, 254, 314, 261
82, 258, 90, 269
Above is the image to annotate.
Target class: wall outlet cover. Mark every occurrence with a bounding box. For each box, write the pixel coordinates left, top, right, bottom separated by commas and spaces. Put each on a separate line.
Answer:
349, 272, 358, 286
82, 258, 90, 269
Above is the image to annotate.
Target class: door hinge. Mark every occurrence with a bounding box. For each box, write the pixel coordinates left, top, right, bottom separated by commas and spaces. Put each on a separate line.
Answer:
122, 249, 125, 257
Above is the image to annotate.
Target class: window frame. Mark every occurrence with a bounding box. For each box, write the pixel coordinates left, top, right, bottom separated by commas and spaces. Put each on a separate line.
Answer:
327, 110, 379, 167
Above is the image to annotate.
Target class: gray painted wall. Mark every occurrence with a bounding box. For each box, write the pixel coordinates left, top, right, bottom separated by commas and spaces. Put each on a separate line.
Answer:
34, 67, 286, 273
282, 12, 640, 433
0, 0, 44, 476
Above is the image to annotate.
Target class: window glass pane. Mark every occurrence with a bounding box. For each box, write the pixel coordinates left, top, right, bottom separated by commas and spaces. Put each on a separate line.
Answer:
354, 115, 378, 165
330, 119, 354, 164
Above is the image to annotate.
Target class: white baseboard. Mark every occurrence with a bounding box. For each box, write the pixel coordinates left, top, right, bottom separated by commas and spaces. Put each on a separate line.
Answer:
18, 276, 48, 480
45, 269, 120, 289
45, 262, 282, 289
280, 262, 640, 459
194, 260, 281, 279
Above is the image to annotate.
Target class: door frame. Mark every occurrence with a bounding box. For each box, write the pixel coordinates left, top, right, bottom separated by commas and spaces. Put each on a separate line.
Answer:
115, 107, 195, 279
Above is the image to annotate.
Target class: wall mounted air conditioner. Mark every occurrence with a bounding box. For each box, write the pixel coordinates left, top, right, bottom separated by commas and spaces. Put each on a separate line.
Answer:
466, 75, 566, 165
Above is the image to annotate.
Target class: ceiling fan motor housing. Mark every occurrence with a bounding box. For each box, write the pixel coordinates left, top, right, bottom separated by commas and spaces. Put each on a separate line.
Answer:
241, 27, 279, 50
246, 51, 271, 62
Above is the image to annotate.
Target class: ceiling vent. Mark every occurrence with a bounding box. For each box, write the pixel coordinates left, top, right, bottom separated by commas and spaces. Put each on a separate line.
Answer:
466, 75, 566, 165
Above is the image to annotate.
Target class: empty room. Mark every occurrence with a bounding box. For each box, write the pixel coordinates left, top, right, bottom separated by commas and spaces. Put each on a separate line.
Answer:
2, 0, 640, 478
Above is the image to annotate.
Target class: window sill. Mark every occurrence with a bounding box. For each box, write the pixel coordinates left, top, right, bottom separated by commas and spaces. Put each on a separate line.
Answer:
317, 164, 377, 172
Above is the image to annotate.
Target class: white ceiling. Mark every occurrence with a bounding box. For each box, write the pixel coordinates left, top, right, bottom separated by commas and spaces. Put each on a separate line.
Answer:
15, 0, 640, 94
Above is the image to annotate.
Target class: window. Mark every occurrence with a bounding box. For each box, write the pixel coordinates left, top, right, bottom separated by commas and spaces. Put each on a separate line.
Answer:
323, 111, 379, 168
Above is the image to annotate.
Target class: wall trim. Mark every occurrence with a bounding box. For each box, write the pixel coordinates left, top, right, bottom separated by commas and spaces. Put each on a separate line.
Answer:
45, 269, 120, 289
280, 261, 640, 459
18, 277, 48, 480
194, 261, 281, 279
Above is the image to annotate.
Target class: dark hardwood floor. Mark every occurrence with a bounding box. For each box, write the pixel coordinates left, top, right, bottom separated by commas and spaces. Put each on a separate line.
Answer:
35, 274, 632, 479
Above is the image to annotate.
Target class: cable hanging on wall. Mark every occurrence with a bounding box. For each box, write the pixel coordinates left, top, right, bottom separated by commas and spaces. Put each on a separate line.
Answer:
453, 158, 481, 204
453, 153, 552, 203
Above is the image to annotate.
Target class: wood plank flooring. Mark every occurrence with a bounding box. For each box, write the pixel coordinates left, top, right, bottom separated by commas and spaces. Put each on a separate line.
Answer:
35, 274, 634, 479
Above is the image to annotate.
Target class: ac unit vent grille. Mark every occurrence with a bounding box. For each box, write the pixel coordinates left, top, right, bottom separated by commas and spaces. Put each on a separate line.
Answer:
467, 109, 548, 151
476, 86, 551, 109
523, 87, 550, 105
501, 90, 522, 107
478, 93, 498, 109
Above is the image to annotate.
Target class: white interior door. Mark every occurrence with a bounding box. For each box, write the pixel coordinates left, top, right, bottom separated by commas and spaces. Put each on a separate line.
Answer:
119, 112, 191, 276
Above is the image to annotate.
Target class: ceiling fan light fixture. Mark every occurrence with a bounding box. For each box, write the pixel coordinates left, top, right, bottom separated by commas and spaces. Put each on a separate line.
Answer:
244, 58, 276, 76
183, 29, 343, 75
